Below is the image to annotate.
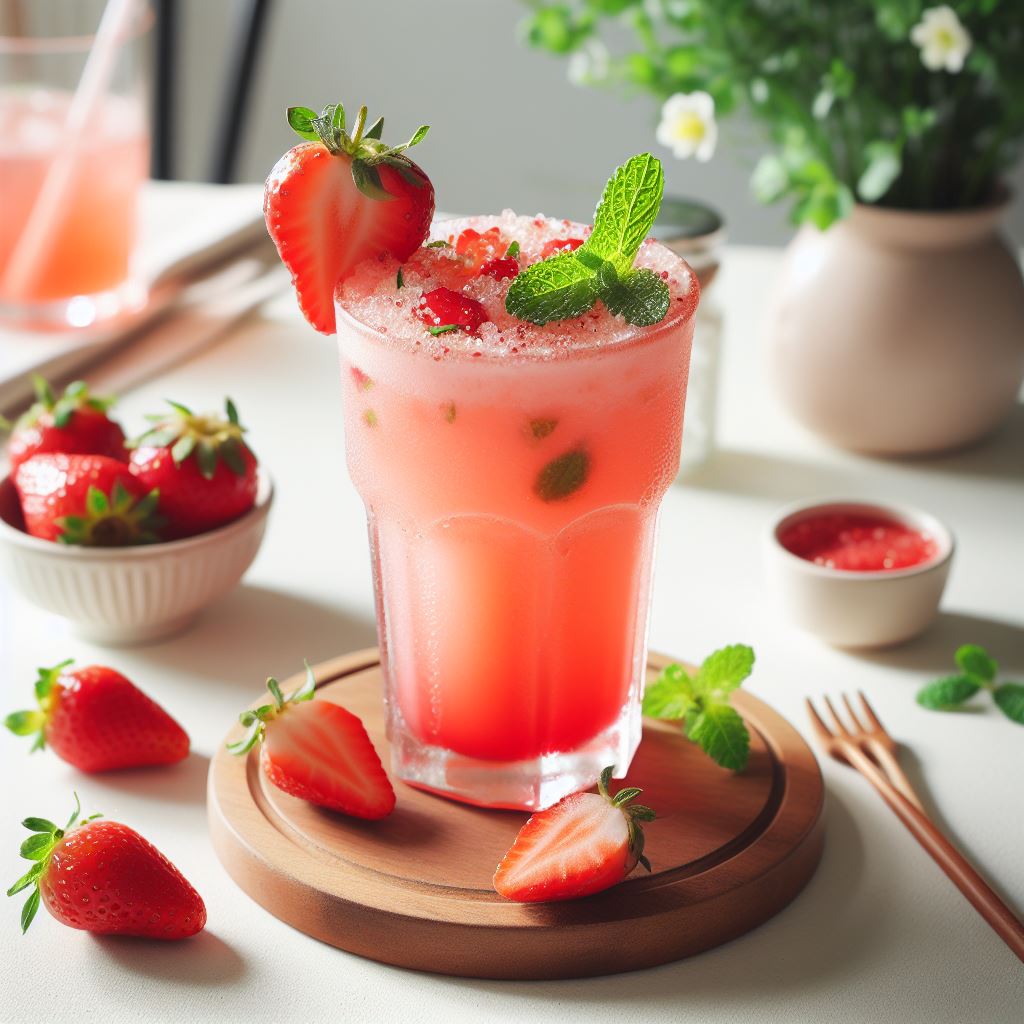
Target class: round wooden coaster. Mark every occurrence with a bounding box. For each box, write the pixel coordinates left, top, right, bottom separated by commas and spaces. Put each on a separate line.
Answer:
208, 649, 824, 979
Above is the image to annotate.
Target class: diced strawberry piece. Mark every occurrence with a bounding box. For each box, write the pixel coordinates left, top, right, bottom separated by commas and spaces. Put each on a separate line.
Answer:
480, 257, 520, 281
540, 237, 585, 259
416, 287, 489, 333
455, 226, 504, 275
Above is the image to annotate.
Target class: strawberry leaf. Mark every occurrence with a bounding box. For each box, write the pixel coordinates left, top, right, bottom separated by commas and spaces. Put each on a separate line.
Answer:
19, 888, 40, 933
351, 160, 394, 202
287, 106, 320, 142
20, 818, 56, 834
686, 703, 750, 771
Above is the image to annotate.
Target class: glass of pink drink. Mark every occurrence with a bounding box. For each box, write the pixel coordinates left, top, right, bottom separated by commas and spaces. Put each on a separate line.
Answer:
336, 213, 698, 809
0, 3, 150, 329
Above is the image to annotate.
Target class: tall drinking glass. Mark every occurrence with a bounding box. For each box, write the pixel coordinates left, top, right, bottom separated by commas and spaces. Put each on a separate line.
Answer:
0, 0, 151, 330
336, 218, 697, 809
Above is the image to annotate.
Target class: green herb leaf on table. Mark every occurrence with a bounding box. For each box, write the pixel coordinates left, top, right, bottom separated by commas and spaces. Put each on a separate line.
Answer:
916, 644, 1020, 723
915, 675, 980, 711
642, 644, 755, 771
993, 683, 1024, 725
504, 152, 670, 327
686, 703, 750, 773
955, 643, 997, 683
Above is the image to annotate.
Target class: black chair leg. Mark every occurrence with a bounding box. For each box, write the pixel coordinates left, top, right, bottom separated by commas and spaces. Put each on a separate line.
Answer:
151, 0, 177, 180
210, 0, 273, 184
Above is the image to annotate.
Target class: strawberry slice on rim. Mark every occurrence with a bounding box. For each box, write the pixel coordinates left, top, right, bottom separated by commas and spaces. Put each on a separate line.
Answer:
264, 102, 435, 334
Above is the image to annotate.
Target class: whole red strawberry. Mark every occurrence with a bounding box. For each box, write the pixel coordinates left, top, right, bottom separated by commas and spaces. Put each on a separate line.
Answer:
5, 376, 126, 475
264, 101, 435, 333
5, 660, 189, 772
128, 397, 258, 538
8, 797, 205, 938
493, 766, 655, 903
228, 663, 396, 820
14, 452, 162, 545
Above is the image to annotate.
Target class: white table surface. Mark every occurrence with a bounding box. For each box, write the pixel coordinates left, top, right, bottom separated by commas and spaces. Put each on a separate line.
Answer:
2, 184, 1022, 1024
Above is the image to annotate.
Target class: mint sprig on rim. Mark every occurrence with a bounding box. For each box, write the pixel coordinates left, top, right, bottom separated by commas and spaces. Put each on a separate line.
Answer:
505, 153, 670, 327
643, 644, 755, 771
916, 644, 1023, 724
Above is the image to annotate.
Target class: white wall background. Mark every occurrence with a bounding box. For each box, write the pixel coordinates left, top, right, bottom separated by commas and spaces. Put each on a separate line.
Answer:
173, 0, 1024, 246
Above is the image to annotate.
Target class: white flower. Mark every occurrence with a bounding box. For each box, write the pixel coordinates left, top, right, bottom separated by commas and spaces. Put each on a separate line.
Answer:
656, 91, 717, 162
910, 6, 972, 73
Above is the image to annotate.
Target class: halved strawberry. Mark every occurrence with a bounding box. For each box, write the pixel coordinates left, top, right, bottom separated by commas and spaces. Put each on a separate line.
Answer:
493, 766, 655, 903
264, 102, 435, 334
228, 664, 395, 820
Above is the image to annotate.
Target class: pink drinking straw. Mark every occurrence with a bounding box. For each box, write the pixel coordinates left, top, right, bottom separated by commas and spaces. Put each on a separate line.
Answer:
2, 0, 139, 300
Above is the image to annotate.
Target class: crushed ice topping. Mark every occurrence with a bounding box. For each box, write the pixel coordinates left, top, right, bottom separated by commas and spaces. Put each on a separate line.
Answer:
337, 211, 697, 359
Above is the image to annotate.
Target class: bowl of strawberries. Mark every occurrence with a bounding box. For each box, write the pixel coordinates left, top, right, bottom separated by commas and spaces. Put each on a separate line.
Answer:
0, 377, 273, 644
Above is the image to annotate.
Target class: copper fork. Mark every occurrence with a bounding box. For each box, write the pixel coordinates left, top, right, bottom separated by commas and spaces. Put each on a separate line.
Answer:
807, 693, 1024, 962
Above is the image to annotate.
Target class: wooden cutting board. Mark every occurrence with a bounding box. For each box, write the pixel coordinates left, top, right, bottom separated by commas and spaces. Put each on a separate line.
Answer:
208, 648, 824, 979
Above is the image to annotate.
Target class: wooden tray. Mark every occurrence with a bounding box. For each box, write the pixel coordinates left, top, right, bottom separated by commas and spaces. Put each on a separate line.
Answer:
208, 649, 824, 979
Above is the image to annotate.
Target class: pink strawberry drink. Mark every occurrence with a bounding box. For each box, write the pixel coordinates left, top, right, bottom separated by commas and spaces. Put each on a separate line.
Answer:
336, 212, 698, 809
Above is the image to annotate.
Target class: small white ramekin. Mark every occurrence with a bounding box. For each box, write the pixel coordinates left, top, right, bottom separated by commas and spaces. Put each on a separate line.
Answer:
763, 498, 954, 648
0, 470, 273, 645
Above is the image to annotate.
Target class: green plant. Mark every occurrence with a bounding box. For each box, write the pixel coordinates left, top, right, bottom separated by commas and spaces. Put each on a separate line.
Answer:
643, 644, 755, 770
520, 1, 1024, 228
916, 644, 1023, 723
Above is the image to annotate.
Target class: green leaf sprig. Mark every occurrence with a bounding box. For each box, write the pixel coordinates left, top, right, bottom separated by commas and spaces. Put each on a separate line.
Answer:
642, 644, 755, 771
916, 644, 1023, 724
505, 153, 670, 327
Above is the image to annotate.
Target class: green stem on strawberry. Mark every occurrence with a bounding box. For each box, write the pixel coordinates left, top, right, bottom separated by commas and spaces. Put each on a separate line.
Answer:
285, 100, 430, 201
6, 794, 101, 933
227, 661, 318, 755
597, 765, 655, 872
4, 660, 74, 753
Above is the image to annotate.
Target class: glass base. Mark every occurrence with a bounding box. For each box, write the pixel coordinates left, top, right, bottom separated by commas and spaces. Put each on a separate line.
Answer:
389, 699, 642, 811
0, 279, 146, 332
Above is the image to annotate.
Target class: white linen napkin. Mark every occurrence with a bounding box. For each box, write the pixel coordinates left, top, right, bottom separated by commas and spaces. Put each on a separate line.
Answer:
0, 181, 266, 414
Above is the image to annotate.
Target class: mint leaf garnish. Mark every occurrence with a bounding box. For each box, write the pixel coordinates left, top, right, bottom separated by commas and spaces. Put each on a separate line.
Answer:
643, 644, 754, 772
693, 644, 755, 699
597, 266, 670, 327
586, 152, 664, 274
916, 675, 979, 710
686, 704, 750, 772
505, 240, 521, 260
535, 449, 589, 502
994, 683, 1024, 724
642, 664, 696, 719
504, 152, 670, 327
955, 643, 997, 683
917, 644, 1020, 722
428, 324, 459, 336
505, 252, 600, 325
426, 240, 449, 249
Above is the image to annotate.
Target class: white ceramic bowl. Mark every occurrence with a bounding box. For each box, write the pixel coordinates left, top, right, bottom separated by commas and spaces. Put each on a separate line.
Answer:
0, 470, 273, 645
763, 498, 954, 648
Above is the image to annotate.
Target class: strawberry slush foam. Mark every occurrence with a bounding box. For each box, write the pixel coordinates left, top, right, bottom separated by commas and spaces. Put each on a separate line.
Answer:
335, 212, 698, 809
